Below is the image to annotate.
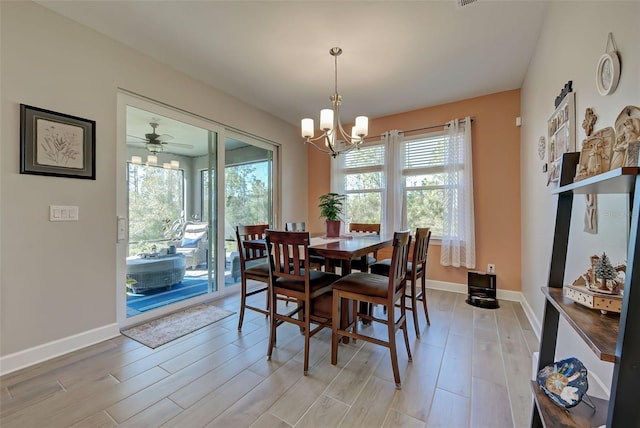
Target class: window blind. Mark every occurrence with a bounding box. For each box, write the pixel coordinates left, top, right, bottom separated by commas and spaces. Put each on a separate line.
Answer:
404, 135, 447, 170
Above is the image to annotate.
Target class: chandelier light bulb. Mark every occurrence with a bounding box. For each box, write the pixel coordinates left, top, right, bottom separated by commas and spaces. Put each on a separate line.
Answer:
355, 116, 369, 137
351, 127, 361, 143
301, 118, 314, 138
320, 109, 334, 131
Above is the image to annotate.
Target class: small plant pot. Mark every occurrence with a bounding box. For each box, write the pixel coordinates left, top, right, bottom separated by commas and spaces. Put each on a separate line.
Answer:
326, 220, 341, 238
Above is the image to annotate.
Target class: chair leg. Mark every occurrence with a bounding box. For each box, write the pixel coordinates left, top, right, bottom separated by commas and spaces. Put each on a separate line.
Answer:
303, 308, 311, 375
266, 286, 270, 313
237, 278, 247, 331
267, 289, 277, 360
352, 299, 358, 343
421, 274, 430, 326
387, 305, 402, 389
331, 292, 340, 365
410, 280, 421, 338
401, 299, 413, 363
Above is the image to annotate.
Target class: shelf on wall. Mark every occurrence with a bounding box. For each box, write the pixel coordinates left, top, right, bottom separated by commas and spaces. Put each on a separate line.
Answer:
542, 287, 619, 362
553, 166, 640, 195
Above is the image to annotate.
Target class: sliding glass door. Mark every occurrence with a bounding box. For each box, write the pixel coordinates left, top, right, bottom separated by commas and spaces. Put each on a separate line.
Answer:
222, 133, 276, 293
117, 93, 279, 326
119, 96, 221, 325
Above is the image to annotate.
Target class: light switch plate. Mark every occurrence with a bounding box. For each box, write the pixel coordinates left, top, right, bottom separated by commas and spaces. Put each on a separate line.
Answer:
50, 205, 79, 221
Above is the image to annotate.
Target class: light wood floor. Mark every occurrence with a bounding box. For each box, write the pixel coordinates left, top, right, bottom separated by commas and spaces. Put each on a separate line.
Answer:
1, 288, 538, 428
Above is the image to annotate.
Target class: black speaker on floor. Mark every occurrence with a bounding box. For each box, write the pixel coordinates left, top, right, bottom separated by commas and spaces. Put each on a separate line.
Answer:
466, 271, 499, 309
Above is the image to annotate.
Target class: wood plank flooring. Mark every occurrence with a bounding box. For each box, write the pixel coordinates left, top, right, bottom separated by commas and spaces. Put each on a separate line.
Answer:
1, 288, 538, 428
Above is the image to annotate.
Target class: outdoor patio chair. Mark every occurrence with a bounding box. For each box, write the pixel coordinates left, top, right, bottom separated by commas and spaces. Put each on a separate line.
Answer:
171, 222, 208, 269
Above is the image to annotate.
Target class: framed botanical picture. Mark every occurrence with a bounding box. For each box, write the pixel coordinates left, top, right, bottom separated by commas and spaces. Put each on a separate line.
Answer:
20, 104, 96, 179
546, 92, 575, 186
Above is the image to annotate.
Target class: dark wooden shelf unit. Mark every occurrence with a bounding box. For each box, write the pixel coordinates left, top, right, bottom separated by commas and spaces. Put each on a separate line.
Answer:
532, 153, 640, 427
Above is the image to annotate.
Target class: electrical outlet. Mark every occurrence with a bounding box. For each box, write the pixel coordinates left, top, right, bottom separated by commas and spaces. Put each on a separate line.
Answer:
487, 264, 496, 274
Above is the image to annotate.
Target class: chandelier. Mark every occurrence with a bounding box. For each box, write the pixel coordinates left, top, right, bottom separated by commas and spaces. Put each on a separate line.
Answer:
301, 47, 369, 157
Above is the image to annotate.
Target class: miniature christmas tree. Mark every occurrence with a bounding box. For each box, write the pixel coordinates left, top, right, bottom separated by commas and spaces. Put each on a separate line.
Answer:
594, 252, 617, 290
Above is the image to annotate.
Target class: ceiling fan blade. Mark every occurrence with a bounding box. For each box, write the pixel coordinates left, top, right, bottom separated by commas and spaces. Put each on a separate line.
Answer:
157, 134, 174, 142
127, 134, 147, 141
167, 142, 194, 149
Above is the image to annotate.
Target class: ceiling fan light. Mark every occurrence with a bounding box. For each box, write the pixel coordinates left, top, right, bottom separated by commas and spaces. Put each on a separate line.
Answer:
146, 142, 163, 153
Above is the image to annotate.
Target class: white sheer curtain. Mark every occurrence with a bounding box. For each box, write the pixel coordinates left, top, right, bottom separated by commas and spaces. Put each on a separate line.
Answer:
382, 130, 405, 235
440, 117, 475, 268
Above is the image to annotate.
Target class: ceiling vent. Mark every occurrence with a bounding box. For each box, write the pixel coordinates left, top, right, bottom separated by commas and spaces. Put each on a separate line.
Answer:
457, 0, 478, 8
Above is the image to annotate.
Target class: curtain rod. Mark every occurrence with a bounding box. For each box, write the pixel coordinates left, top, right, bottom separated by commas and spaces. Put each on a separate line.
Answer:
401, 117, 475, 135
360, 117, 475, 142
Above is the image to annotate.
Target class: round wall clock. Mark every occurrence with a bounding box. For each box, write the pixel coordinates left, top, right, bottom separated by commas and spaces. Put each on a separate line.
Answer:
596, 51, 620, 96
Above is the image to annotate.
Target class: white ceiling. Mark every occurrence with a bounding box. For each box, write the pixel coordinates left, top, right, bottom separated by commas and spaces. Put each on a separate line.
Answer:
36, 0, 549, 149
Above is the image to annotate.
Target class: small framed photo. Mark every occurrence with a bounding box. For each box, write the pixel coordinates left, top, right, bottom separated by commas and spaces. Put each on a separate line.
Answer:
20, 104, 96, 180
546, 93, 575, 186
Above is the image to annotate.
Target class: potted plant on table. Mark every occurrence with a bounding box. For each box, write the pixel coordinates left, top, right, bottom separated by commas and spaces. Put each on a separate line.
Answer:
318, 192, 345, 238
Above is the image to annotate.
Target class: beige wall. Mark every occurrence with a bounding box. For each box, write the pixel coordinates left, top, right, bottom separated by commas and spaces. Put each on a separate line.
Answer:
0, 1, 306, 362
308, 90, 522, 292
520, 1, 639, 397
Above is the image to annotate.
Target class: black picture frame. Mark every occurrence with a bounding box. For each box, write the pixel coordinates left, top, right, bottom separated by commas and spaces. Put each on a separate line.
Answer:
20, 104, 96, 180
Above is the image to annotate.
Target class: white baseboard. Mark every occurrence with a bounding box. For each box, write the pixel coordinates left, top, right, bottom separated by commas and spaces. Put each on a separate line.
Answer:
427, 279, 522, 302
0, 323, 120, 376
519, 293, 542, 339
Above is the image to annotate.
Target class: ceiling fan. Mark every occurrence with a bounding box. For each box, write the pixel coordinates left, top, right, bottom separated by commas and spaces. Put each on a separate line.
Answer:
127, 120, 194, 154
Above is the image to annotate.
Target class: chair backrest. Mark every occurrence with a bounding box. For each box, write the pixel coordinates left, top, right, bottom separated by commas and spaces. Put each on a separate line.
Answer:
181, 222, 208, 247
349, 223, 381, 235
388, 231, 412, 293
265, 230, 311, 283
236, 224, 269, 265
412, 227, 431, 266
285, 222, 306, 232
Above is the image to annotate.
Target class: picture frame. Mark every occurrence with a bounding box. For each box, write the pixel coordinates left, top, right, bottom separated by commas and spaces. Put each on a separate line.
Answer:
547, 92, 575, 186
20, 104, 96, 180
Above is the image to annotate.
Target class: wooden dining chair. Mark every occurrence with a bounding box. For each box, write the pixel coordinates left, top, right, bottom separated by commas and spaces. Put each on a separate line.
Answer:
285, 221, 325, 270
331, 230, 413, 388
235, 224, 271, 331
370, 227, 431, 338
348, 223, 381, 271
265, 230, 341, 375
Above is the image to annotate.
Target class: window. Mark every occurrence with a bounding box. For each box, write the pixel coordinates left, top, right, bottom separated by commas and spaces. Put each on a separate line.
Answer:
127, 163, 184, 255
336, 144, 384, 227
224, 160, 271, 240
402, 134, 448, 237
332, 119, 473, 258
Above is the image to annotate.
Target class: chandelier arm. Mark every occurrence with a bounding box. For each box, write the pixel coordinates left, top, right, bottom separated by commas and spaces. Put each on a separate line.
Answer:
336, 121, 356, 145
306, 139, 358, 158
305, 132, 330, 144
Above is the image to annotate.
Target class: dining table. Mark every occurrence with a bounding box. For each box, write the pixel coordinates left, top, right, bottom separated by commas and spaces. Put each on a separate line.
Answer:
243, 232, 394, 273
243, 232, 395, 336
307, 234, 393, 275
308, 234, 394, 330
